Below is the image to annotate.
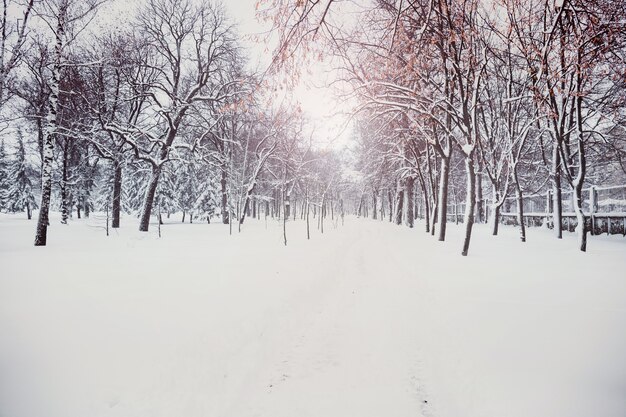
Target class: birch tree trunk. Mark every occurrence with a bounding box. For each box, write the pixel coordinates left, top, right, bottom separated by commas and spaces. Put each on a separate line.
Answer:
573, 72, 587, 252
475, 156, 484, 224
551, 145, 563, 239
427, 147, 438, 236
34, 0, 67, 246
60, 149, 69, 224
436, 155, 450, 241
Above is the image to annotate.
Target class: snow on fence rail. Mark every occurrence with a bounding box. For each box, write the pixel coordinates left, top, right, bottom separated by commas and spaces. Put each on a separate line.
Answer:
445, 184, 626, 236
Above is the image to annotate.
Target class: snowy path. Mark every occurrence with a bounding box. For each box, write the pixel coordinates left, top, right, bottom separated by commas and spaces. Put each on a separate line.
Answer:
231, 223, 428, 417
1, 214, 626, 417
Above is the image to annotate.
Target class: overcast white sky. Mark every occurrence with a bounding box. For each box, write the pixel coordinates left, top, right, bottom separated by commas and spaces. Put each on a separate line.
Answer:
222, 0, 354, 150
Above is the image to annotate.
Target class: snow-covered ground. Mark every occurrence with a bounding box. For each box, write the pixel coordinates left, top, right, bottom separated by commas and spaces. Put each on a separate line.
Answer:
1, 213, 625, 417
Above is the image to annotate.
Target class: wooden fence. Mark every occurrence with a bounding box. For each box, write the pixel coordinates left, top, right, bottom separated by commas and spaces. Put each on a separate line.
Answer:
444, 184, 626, 235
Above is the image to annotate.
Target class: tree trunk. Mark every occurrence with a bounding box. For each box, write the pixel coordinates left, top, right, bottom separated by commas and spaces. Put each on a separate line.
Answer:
475, 156, 484, 223
515, 189, 526, 242
427, 146, 439, 236
60, 151, 69, 225
237, 201, 241, 233
306, 198, 310, 240
461, 156, 476, 256
221, 167, 229, 224
490, 184, 499, 236
453, 191, 459, 225
414, 187, 418, 220
406, 176, 414, 228
574, 87, 587, 252
552, 145, 563, 238
340, 198, 344, 226
35, 133, 53, 245
282, 190, 287, 246
372, 190, 378, 220
437, 156, 450, 241
240, 195, 251, 225
34, 0, 66, 246
284, 194, 291, 219
321, 199, 325, 234
36, 117, 44, 163
305, 188, 310, 239
387, 189, 393, 222
573, 187, 586, 251
395, 186, 404, 225
112, 159, 122, 228
416, 166, 430, 233
26, 202, 31, 220
139, 165, 161, 232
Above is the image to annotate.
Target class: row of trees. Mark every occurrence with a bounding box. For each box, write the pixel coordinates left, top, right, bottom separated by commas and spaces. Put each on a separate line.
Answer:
267, 0, 626, 254
1, 0, 625, 254
0, 0, 350, 246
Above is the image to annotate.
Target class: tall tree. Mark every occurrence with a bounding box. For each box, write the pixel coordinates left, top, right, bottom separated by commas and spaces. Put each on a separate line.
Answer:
104, 0, 245, 232
34, 0, 105, 246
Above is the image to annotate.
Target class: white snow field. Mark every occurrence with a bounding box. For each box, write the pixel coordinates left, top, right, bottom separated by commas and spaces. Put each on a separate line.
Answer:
1, 213, 625, 417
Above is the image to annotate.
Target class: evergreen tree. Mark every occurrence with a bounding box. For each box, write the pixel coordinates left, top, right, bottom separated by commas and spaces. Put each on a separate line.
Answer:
176, 161, 198, 223
194, 165, 220, 223
159, 167, 179, 219
4, 136, 38, 219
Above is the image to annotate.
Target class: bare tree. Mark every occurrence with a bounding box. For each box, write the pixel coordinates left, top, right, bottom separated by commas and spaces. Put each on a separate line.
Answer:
0, 0, 35, 109
34, 0, 105, 246
103, 0, 245, 232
